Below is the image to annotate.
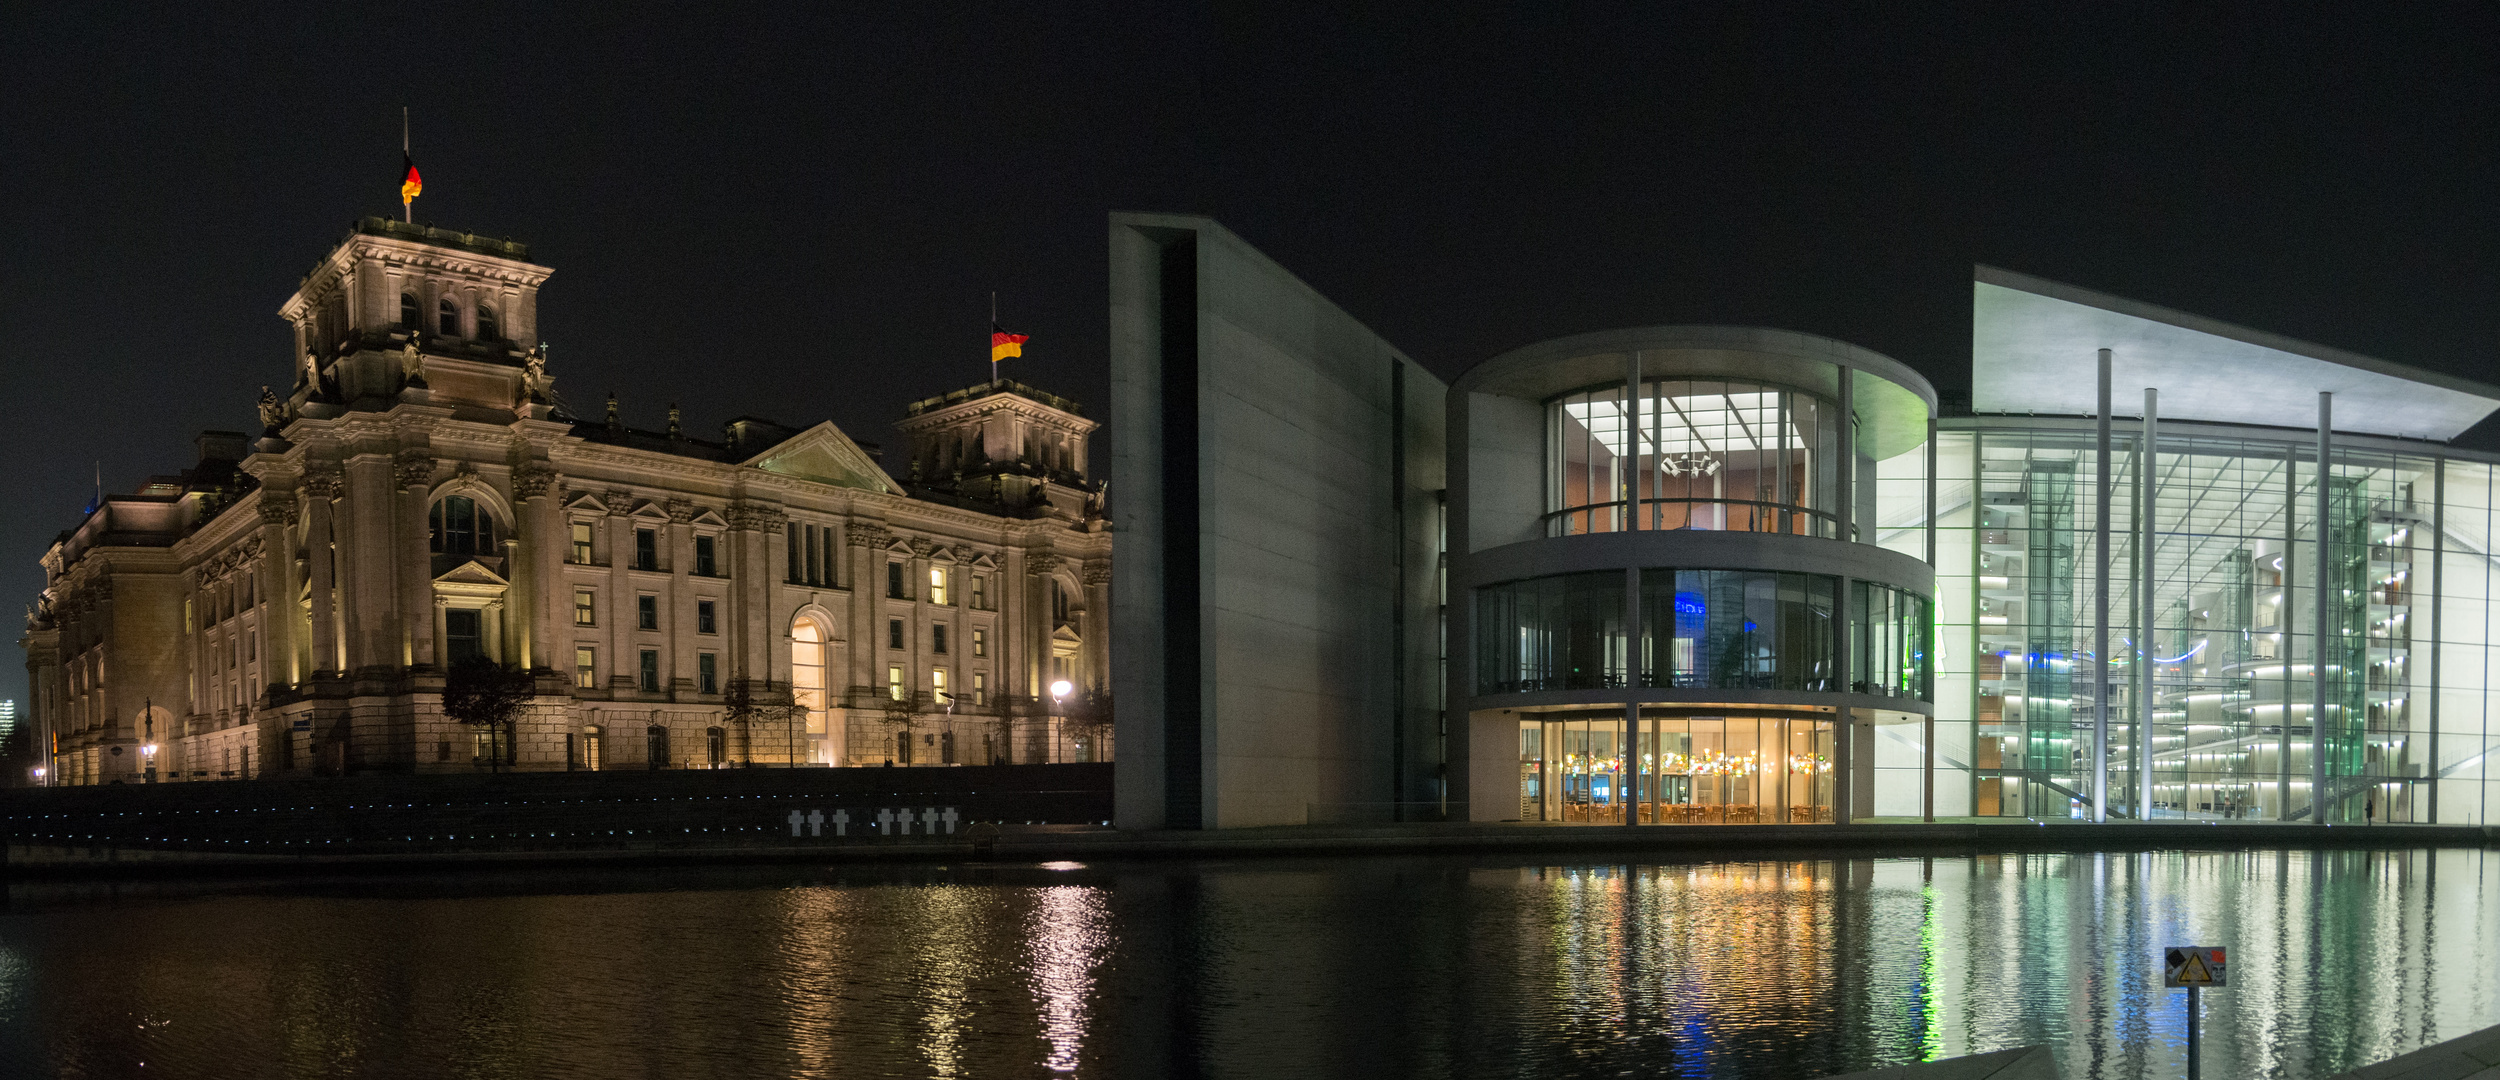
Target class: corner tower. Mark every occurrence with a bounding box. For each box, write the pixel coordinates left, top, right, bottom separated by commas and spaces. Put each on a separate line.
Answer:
278, 218, 552, 415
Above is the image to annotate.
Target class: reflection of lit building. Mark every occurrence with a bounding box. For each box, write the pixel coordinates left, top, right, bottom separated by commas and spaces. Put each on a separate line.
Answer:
20, 216, 1109, 784
1112, 214, 2500, 828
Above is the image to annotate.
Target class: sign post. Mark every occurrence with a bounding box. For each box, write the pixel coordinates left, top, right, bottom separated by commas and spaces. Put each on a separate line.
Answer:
2163, 945, 2227, 1080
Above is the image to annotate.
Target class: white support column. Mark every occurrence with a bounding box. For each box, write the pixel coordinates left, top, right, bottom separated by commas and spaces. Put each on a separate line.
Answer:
2138, 388, 2158, 822
2093, 349, 2112, 822
2313, 392, 2333, 823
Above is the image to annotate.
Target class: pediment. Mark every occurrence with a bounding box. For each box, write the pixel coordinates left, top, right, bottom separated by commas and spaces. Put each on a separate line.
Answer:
434, 558, 510, 586
745, 421, 898, 494
564, 491, 607, 514
1051, 624, 1082, 646
691, 508, 728, 527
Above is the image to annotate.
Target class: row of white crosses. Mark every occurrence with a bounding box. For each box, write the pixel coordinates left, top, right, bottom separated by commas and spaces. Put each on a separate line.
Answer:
785, 807, 960, 838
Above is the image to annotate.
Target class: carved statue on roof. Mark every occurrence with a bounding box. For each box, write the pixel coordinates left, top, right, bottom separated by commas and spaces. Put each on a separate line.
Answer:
1086, 480, 1110, 517
256, 385, 284, 433
522, 346, 550, 404
302, 348, 320, 389
401, 334, 427, 387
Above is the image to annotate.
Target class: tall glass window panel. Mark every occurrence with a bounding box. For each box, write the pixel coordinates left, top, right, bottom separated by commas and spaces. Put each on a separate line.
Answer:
1474, 572, 1625, 694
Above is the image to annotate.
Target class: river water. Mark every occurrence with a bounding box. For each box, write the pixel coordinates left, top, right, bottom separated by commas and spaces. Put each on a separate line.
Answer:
0, 847, 2492, 1079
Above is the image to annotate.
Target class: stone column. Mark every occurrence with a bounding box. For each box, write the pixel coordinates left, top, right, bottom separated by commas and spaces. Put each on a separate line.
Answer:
666, 498, 695, 699
1025, 551, 1061, 762
257, 494, 300, 687
396, 451, 435, 669
1081, 561, 1112, 693
845, 523, 889, 696
517, 463, 561, 672
304, 470, 343, 676
342, 453, 400, 674
604, 490, 633, 691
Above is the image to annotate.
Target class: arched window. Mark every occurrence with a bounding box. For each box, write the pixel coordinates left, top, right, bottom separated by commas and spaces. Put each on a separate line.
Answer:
400, 293, 419, 328
475, 302, 498, 341
791, 618, 829, 764
428, 495, 499, 556
438, 297, 460, 337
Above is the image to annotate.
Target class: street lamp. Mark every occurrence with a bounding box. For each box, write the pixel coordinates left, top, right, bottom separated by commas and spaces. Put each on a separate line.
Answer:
1049, 680, 1072, 762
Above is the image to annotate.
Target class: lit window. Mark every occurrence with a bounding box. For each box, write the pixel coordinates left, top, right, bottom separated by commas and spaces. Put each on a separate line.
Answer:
570, 521, 594, 563
573, 589, 595, 626
575, 647, 597, 689
971, 627, 987, 658
429, 495, 497, 556
887, 665, 905, 701
438, 297, 459, 337
931, 668, 948, 705
972, 671, 987, 706
637, 595, 659, 631
697, 600, 716, 635
697, 653, 717, 695
929, 567, 949, 606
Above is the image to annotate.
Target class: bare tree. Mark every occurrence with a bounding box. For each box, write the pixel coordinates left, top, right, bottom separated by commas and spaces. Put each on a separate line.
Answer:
723, 677, 799, 766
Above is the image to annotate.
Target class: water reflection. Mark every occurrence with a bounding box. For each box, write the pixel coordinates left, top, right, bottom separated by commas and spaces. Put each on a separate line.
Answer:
0, 850, 2489, 1078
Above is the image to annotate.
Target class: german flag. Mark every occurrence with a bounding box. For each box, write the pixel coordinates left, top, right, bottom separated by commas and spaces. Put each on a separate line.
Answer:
991, 323, 1028, 362
401, 153, 423, 204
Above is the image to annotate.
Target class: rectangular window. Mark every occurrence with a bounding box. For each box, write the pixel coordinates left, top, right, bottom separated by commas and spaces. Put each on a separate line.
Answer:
972, 671, 987, 706
887, 665, 904, 701
694, 535, 717, 576
888, 618, 904, 650
971, 627, 987, 658
635, 528, 658, 571
971, 574, 986, 610
820, 528, 837, 586
887, 562, 905, 599
639, 650, 660, 692
929, 566, 950, 606
697, 652, 718, 695
697, 599, 716, 635
575, 647, 597, 689
785, 523, 801, 582
933, 624, 949, 655
571, 521, 594, 564
931, 668, 948, 705
574, 589, 596, 626
637, 595, 659, 631
804, 526, 820, 584
446, 609, 484, 666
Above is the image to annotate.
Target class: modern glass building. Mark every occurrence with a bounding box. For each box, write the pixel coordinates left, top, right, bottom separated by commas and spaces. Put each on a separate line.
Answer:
1110, 214, 2500, 829
1451, 272, 2500, 826
1450, 327, 1940, 825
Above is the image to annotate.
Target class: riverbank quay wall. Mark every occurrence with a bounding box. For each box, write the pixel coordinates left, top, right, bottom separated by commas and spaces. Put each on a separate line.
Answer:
4, 813, 2491, 881
0, 763, 1111, 862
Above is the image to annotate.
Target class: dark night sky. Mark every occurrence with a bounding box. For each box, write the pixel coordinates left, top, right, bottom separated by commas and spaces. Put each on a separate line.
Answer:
6, 4, 2500, 710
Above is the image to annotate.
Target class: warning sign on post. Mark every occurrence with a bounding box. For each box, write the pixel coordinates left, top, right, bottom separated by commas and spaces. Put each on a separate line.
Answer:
2164, 946, 2227, 987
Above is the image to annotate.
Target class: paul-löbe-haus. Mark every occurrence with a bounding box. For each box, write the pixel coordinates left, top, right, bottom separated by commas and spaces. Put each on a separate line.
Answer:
23, 218, 1109, 785
1110, 216, 2500, 829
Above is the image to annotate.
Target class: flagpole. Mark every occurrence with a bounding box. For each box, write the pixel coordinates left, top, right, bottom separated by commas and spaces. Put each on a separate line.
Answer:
991, 291, 999, 384
402, 108, 412, 223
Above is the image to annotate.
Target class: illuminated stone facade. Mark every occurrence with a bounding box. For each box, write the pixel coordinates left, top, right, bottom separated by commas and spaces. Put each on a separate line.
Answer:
21, 218, 1110, 784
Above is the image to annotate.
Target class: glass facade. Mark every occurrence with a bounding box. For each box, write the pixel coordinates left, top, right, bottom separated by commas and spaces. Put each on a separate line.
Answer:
1477, 569, 1927, 699
1549, 380, 1840, 538
1518, 712, 1836, 823
1933, 425, 2500, 823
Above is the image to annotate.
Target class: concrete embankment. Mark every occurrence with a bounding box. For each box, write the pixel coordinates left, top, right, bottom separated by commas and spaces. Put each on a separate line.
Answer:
2, 772, 2493, 880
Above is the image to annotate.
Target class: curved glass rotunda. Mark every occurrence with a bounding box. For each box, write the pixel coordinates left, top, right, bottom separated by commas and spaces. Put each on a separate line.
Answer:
1451, 327, 1940, 825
